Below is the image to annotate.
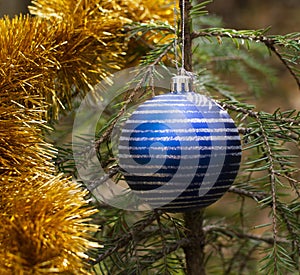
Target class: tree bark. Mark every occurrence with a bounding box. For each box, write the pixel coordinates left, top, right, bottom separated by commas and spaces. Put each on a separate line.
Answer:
183, 210, 206, 275
180, 0, 193, 72
179, 0, 206, 274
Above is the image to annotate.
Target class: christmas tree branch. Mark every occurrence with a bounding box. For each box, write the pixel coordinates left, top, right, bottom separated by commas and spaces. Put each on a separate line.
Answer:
229, 186, 268, 201
222, 101, 300, 125
139, 238, 190, 272
192, 29, 300, 89
68, 44, 173, 173
93, 211, 159, 264
229, 186, 300, 257
228, 186, 268, 201
204, 225, 289, 245
255, 112, 280, 274
239, 127, 299, 144
264, 39, 300, 90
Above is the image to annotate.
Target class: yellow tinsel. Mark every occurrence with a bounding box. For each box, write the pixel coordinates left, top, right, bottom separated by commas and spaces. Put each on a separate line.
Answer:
0, 172, 98, 274
0, 0, 173, 274
0, 92, 98, 273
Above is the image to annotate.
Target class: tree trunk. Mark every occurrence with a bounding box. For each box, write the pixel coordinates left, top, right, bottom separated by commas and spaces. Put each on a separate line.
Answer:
183, 210, 206, 275
180, 0, 193, 72
179, 0, 206, 274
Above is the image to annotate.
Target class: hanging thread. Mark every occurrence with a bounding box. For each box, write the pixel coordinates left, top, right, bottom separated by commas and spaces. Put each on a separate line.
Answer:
173, 0, 179, 72
173, 0, 186, 75
181, 0, 185, 75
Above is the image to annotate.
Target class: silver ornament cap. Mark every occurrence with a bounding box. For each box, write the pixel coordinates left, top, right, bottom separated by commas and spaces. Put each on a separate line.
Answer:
171, 75, 193, 93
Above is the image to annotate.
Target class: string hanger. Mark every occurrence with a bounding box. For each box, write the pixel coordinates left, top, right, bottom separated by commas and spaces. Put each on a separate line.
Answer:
173, 0, 189, 77
181, 0, 185, 75
173, 0, 179, 72
172, 0, 194, 93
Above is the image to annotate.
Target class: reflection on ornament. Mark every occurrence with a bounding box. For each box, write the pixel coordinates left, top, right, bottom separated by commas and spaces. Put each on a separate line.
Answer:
119, 75, 241, 212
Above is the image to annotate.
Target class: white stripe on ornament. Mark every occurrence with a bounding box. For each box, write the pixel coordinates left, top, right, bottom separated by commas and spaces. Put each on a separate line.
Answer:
119, 135, 240, 141
121, 128, 238, 133
118, 145, 241, 150
126, 118, 235, 123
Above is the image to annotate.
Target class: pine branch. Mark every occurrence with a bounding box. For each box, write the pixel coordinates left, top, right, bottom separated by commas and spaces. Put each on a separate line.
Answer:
139, 238, 190, 272
204, 225, 289, 245
222, 101, 300, 125
277, 171, 300, 199
238, 243, 261, 274
229, 186, 300, 261
93, 211, 160, 264
238, 127, 299, 143
253, 112, 279, 274
155, 212, 169, 271
191, 29, 300, 89
65, 45, 174, 175
229, 186, 268, 202
264, 40, 300, 89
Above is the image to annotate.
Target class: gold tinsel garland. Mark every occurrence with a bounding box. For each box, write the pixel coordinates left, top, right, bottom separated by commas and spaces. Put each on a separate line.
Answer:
0, 0, 173, 273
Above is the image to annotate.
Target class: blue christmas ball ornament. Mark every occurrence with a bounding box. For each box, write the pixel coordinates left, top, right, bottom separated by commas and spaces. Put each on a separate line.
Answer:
118, 75, 241, 212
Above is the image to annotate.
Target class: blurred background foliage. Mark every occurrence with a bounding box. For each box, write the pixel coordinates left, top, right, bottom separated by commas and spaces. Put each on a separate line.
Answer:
208, 0, 300, 111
